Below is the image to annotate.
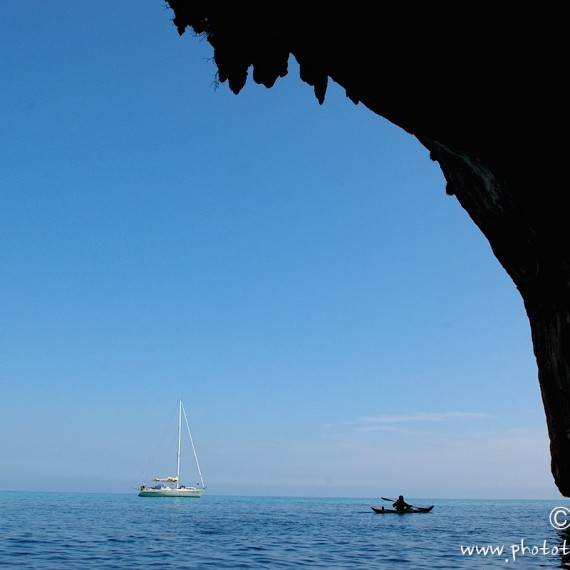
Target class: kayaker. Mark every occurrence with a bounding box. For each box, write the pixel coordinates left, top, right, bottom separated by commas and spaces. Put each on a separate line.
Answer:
392, 495, 412, 511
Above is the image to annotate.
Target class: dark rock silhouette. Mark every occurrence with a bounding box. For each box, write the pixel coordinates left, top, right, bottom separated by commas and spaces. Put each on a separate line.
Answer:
164, 4, 568, 496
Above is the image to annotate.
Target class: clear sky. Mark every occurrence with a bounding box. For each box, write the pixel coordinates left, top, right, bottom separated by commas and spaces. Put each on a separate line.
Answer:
0, 2, 559, 500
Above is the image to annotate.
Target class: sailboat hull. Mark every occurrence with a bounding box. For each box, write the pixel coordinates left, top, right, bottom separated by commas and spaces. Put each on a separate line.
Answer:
138, 487, 204, 498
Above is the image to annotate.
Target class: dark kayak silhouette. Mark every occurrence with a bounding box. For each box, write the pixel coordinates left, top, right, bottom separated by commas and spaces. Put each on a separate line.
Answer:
371, 505, 434, 514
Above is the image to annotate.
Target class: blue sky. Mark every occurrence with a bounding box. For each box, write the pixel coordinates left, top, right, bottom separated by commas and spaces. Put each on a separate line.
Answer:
0, 2, 558, 500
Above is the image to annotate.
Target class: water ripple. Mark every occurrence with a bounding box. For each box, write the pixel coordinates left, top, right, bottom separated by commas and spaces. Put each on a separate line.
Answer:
0, 493, 565, 569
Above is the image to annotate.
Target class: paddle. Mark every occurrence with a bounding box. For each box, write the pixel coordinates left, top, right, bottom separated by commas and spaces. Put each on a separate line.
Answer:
380, 497, 433, 512
380, 496, 415, 509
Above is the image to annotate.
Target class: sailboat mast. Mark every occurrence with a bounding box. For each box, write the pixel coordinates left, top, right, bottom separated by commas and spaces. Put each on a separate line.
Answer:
176, 398, 182, 489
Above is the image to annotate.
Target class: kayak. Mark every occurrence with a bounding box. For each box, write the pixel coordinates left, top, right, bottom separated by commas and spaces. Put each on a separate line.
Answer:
371, 505, 434, 514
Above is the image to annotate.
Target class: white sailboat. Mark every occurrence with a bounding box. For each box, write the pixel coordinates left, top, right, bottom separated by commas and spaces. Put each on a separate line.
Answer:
138, 399, 206, 498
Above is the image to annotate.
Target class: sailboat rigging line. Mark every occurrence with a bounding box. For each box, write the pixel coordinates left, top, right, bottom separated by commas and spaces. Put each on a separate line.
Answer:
181, 401, 206, 488
140, 404, 176, 481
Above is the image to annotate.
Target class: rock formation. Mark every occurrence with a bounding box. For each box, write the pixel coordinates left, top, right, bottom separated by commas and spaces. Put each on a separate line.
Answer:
164, 4, 568, 495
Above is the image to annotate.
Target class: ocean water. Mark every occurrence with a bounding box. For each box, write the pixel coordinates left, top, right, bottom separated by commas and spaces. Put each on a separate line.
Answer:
1, 493, 570, 569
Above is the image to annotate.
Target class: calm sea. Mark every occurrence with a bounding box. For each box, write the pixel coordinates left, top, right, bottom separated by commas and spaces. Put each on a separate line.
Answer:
1, 493, 570, 569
